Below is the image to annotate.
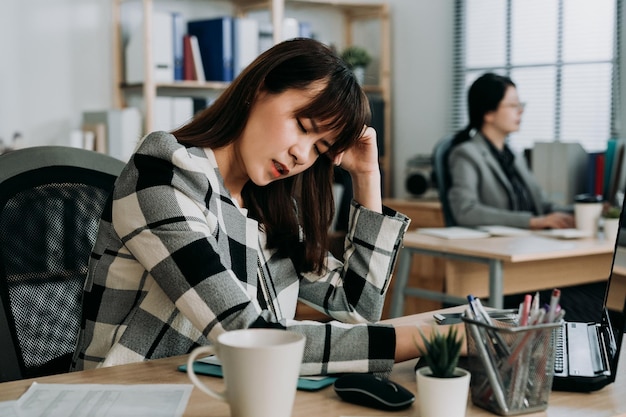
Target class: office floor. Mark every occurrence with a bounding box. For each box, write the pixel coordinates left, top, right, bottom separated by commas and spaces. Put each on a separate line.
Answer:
502, 281, 607, 323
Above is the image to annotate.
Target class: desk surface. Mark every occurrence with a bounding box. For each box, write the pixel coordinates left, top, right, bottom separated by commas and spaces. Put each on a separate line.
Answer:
403, 232, 615, 263
1, 309, 625, 417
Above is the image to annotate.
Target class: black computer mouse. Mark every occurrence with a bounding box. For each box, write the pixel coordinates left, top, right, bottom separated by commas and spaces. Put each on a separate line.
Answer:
333, 373, 415, 411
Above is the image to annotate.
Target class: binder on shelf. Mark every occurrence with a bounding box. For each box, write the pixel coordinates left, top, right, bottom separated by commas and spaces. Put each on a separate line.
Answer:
129, 96, 194, 133
171, 97, 194, 130
605, 138, 626, 203
187, 17, 234, 82
172, 12, 185, 81
586, 152, 604, 195
233, 18, 259, 78
81, 123, 106, 154
532, 142, 588, 205
282, 17, 300, 40
125, 11, 174, 84
82, 108, 142, 162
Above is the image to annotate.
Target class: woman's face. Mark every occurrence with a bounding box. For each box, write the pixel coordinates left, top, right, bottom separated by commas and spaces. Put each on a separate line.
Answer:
238, 84, 335, 186
485, 85, 525, 135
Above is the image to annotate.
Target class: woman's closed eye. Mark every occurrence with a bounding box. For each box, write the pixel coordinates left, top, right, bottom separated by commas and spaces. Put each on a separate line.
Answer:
297, 118, 308, 133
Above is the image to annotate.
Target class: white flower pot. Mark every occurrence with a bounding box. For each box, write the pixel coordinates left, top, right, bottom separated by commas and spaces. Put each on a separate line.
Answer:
603, 217, 620, 243
416, 366, 470, 417
352, 66, 365, 85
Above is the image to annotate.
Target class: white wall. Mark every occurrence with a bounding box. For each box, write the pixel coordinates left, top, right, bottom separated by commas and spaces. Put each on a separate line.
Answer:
0, 0, 113, 149
0, 0, 455, 197
389, 0, 454, 197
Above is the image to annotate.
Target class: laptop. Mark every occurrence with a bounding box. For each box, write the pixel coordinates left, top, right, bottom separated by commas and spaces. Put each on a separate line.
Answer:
552, 210, 626, 392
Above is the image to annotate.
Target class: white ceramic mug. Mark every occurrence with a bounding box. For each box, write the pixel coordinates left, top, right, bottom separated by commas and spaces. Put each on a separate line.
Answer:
574, 202, 603, 237
187, 329, 305, 417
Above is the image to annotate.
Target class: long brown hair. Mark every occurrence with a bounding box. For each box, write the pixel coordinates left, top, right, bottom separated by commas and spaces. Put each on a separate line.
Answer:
172, 38, 371, 273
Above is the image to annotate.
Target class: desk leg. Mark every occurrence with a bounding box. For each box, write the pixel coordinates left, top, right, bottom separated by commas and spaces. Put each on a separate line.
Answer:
390, 248, 413, 318
488, 260, 503, 309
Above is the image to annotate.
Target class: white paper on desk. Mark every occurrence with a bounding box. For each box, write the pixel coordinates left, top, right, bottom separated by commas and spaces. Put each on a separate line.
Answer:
15, 382, 192, 417
417, 227, 491, 239
0, 401, 19, 417
478, 225, 532, 236
534, 228, 591, 239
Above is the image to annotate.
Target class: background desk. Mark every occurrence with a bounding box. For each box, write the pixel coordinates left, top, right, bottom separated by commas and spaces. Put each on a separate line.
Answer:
382, 198, 447, 317
390, 232, 614, 317
1, 309, 625, 417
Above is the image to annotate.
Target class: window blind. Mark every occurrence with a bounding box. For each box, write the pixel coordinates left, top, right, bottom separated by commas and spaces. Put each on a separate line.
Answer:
452, 0, 622, 153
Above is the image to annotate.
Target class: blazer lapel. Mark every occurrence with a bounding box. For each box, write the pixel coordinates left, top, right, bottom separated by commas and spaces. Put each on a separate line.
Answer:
473, 135, 517, 203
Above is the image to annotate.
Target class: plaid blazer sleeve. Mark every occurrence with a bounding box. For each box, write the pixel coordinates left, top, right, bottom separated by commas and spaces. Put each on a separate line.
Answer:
288, 203, 411, 375
298, 202, 410, 323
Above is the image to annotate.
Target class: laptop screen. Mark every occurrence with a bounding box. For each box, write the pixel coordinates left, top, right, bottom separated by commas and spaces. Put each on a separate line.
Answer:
603, 206, 626, 382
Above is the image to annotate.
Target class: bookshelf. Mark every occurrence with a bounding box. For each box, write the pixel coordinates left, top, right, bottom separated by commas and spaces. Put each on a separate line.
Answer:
112, 0, 392, 195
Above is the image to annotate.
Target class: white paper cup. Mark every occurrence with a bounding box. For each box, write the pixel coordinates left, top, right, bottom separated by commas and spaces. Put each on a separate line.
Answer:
574, 202, 603, 237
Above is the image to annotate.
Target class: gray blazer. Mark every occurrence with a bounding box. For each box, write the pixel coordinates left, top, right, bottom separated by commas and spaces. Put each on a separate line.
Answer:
447, 132, 553, 228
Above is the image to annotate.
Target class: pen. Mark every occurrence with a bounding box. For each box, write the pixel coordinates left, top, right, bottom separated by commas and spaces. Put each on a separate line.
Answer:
547, 288, 561, 323
470, 295, 493, 325
468, 295, 511, 356
531, 291, 540, 314
520, 294, 532, 326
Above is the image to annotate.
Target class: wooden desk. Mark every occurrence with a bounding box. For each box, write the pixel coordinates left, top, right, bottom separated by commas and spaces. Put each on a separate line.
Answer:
1, 309, 625, 417
390, 232, 615, 316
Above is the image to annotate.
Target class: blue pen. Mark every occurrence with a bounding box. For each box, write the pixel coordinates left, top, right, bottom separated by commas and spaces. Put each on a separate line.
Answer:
467, 294, 478, 319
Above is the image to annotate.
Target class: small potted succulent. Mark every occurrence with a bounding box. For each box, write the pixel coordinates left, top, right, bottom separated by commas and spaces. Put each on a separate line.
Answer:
602, 205, 621, 242
415, 326, 470, 417
340, 46, 372, 84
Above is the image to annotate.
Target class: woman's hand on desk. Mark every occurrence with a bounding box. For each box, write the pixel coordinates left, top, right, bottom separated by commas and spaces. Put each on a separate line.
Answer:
394, 323, 467, 363
529, 212, 575, 230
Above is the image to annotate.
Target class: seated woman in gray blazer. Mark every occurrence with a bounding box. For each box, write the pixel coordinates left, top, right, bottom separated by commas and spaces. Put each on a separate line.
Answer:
448, 73, 575, 229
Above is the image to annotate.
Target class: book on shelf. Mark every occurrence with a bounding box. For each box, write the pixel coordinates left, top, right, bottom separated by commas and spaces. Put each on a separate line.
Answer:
189, 35, 206, 82
183, 34, 195, 81
187, 17, 234, 82
172, 12, 184, 81
125, 10, 174, 84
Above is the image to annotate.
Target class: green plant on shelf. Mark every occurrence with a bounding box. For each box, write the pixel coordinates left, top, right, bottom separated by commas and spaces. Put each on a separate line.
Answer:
340, 46, 372, 69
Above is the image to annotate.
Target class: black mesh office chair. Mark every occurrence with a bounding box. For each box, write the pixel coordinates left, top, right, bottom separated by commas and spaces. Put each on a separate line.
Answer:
432, 135, 456, 226
0, 146, 125, 382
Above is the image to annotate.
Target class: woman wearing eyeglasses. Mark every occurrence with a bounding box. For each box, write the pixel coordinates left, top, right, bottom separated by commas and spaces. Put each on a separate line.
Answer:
447, 72, 575, 229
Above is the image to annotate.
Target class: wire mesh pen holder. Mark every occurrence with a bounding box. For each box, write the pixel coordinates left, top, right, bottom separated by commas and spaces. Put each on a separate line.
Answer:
462, 314, 561, 416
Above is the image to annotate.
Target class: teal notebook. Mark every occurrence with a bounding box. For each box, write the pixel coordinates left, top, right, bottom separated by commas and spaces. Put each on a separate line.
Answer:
178, 360, 338, 391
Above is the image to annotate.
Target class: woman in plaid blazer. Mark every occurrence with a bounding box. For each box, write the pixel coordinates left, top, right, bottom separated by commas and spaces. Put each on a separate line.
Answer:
72, 38, 447, 375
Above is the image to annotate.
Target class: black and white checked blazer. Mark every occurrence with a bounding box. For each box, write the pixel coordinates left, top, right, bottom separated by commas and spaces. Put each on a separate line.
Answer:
72, 132, 410, 375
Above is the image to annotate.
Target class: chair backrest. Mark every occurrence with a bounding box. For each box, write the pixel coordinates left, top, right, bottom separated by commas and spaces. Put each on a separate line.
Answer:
0, 146, 125, 382
432, 135, 456, 226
